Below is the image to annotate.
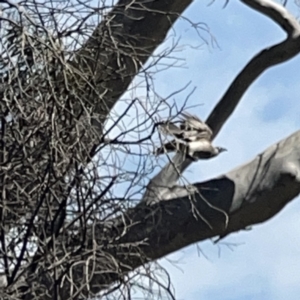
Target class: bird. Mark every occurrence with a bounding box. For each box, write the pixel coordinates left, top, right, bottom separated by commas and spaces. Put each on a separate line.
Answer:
154, 112, 227, 160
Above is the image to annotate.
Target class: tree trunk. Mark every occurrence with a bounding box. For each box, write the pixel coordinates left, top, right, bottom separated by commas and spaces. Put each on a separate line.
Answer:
2, 1, 300, 299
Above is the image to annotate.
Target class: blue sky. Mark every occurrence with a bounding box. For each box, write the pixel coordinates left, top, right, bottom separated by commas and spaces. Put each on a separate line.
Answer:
105, 1, 300, 299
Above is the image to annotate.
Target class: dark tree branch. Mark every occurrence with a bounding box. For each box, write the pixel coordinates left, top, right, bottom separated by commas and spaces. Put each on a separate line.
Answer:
71, 0, 195, 130
207, 0, 300, 139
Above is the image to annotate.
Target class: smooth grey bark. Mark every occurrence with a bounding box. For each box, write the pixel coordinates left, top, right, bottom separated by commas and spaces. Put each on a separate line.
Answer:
77, 129, 300, 297
126, 128, 300, 251
73, 0, 194, 129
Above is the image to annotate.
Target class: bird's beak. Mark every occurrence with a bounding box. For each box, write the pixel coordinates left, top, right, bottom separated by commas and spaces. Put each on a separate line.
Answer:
219, 147, 227, 153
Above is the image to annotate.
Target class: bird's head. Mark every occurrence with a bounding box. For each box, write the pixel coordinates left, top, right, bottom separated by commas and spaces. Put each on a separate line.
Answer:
216, 147, 227, 154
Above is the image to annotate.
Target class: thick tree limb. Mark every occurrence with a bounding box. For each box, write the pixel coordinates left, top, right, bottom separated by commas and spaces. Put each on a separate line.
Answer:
64, 129, 300, 298
72, 0, 194, 129
0, 0, 196, 236
127, 129, 300, 253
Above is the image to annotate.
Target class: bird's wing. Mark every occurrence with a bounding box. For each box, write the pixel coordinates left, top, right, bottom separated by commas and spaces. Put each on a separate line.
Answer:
155, 120, 189, 156
154, 140, 185, 155
182, 130, 211, 141
158, 122, 184, 137
181, 112, 203, 127
181, 112, 213, 140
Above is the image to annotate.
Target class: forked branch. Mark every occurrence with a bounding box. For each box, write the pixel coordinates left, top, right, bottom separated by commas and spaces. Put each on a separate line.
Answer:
207, 0, 300, 139
149, 0, 300, 200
